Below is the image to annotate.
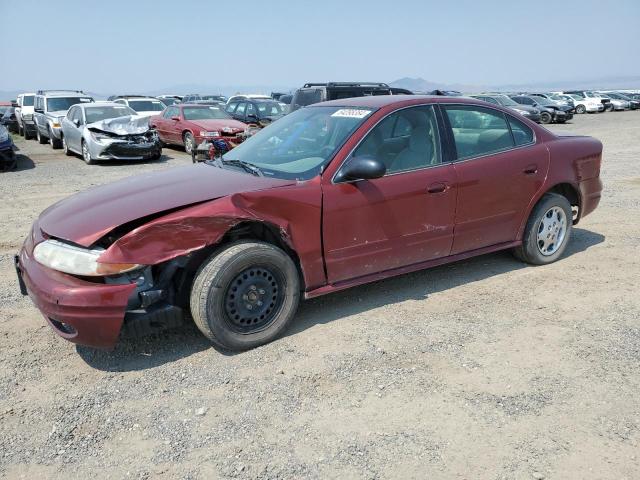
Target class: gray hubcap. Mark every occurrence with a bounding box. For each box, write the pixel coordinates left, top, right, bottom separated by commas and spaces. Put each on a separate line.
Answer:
184, 135, 193, 154
537, 206, 567, 256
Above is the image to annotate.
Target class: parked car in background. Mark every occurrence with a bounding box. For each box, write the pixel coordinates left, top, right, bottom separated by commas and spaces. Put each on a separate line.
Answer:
0, 105, 19, 132
428, 89, 463, 96
61, 102, 162, 164
563, 91, 612, 112
33, 90, 94, 148
109, 96, 166, 117
530, 92, 575, 111
157, 95, 182, 106
602, 92, 639, 110
278, 94, 293, 106
225, 98, 286, 126
16, 95, 603, 351
529, 94, 575, 116
564, 94, 604, 114
289, 82, 392, 112
15, 93, 36, 139
182, 94, 227, 104
597, 93, 630, 111
509, 95, 570, 124
149, 103, 247, 154
226, 94, 271, 105
0, 123, 17, 171
470, 94, 541, 123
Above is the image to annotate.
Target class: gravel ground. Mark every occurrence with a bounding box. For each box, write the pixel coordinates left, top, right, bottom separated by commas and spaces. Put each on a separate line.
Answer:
0, 112, 639, 479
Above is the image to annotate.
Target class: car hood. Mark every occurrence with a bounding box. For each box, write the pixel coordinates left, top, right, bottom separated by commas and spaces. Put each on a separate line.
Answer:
86, 115, 150, 135
46, 110, 68, 119
38, 164, 295, 247
188, 119, 247, 131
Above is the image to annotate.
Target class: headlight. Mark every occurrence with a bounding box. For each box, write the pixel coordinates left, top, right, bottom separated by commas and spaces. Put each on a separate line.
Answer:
23, 113, 33, 120
33, 239, 141, 276
200, 131, 220, 137
90, 130, 112, 143
51, 121, 61, 128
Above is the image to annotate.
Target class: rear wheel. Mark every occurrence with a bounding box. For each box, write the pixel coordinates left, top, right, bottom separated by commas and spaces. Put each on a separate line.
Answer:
190, 241, 300, 351
62, 136, 73, 156
513, 193, 572, 265
575, 104, 586, 114
183, 132, 195, 154
23, 124, 33, 140
540, 112, 552, 124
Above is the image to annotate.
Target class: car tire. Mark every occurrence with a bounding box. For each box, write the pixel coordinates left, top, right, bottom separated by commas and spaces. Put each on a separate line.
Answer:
513, 193, 573, 266
49, 128, 62, 149
62, 136, 73, 156
36, 127, 48, 144
17, 123, 24, 136
81, 140, 94, 165
575, 104, 586, 114
540, 112, 552, 124
190, 241, 300, 351
151, 149, 162, 160
183, 132, 195, 154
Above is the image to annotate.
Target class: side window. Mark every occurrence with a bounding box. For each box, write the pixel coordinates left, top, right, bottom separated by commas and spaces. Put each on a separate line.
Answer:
484, 97, 500, 105
444, 105, 515, 160
163, 106, 178, 118
67, 107, 76, 122
235, 102, 246, 116
353, 105, 441, 174
246, 103, 256, 116
114, 99, 125, 105
508, 115, 534, 146
226, 102, 238, 113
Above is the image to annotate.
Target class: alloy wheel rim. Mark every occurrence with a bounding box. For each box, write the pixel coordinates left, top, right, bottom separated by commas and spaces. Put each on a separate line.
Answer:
82, 143, 90, 162
223, 266, 284, 334
185, 136, 193, 154
536, 206, 567, 256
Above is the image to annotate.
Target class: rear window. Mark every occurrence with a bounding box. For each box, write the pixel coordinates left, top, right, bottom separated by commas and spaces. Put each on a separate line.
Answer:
508, 116, 534, 146
293, 89, 323, 107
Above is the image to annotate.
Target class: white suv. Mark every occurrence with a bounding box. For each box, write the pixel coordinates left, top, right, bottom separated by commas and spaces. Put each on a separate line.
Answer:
15, 93, 36, 139
111, 96, 166, 117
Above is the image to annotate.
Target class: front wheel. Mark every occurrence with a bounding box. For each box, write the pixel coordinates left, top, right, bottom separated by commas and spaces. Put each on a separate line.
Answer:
36, 127, 48, 144
49, 129, 62, 149
183, 132, 195, 154
513, 193, 572, 265
540, 112, 552, 124
62, 136, 73, 156
575, 104, 586, 114
81, 140, 94, 165
190, 241, 300, 351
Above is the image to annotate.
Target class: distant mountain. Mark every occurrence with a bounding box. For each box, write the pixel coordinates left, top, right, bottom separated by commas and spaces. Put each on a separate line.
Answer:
389, 76, 640, 94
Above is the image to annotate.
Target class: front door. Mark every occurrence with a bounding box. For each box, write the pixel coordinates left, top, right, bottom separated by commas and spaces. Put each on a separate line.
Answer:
322, 105, 457, 283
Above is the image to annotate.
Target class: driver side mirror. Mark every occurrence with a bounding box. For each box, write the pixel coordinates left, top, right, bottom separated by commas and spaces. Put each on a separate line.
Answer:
335, 155, 386, 183
73, 118, 81, 127
171, 116, 180, 121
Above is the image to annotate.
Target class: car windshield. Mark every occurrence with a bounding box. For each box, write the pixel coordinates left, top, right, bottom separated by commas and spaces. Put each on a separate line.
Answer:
531, 96, 554, 106
256, 101, 284, 116
549, 94, 565, 101
47, 97, 93, 112
183, 106, 232, 120
495, 96, 519, 106
128, 100, 165, 112
569, 95, 582, 100
85, 105, 136, 123
201, 95, 226, 101
22, 95, 35, 106
218, 106, 374, 180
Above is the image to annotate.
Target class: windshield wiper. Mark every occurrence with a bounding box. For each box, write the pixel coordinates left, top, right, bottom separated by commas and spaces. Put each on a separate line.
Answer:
220, 158, 263, 176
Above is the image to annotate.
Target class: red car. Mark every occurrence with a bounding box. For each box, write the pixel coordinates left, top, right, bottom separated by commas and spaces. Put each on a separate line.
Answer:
16, 96, 603, 351
149, 103, 247, 154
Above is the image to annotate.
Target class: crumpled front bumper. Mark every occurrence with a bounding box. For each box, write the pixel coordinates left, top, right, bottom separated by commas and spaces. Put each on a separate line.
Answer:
88, 137, 161, 161
16, 241, 137, 350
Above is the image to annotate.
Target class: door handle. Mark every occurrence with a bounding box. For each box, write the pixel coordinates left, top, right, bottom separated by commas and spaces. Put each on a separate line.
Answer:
523, 164, 538, 175
427, 182, 447, 194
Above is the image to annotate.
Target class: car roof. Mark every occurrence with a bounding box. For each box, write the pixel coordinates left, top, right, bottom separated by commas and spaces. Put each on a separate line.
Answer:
317, 94, 481, 108
42, 92, 93, 98
179, 103, 223, 108
79, 102, 127, 109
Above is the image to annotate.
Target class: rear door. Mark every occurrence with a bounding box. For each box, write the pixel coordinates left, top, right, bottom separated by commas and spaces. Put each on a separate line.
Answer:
322, 105, 458, 283
442, 104, 548, 254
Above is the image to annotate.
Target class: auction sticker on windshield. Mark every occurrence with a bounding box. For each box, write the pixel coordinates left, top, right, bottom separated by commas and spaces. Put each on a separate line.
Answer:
331, 109, 372, 118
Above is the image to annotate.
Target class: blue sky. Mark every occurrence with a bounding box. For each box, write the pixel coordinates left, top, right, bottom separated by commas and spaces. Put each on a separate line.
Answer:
1, 0, 638, 93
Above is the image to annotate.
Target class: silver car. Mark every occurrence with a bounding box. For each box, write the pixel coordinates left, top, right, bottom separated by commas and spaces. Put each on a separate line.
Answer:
61, 102, 162, 164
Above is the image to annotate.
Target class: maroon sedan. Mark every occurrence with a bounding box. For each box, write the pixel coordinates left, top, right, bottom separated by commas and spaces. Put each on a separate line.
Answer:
16, 96, 603, 351
150, 103, 247, 154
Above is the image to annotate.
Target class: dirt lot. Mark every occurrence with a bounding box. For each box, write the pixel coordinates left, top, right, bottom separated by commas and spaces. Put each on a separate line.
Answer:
1, 112, 639, 480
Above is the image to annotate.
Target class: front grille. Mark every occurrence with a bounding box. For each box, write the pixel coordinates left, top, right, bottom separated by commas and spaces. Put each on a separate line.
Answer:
104, 141, 158, 158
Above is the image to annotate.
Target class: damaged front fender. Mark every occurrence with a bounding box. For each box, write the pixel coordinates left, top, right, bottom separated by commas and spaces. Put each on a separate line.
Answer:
97, 180, 326, 290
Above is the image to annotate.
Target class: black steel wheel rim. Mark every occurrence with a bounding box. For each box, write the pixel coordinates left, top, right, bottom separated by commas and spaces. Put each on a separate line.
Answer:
223, 265, 285, 334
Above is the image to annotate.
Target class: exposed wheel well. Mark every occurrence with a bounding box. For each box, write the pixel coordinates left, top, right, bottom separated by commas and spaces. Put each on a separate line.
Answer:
546, 183, 581, 222
171, 221, 304, 309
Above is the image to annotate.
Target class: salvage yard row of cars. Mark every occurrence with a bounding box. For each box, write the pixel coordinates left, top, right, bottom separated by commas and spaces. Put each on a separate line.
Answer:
2, 84, 638, 168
